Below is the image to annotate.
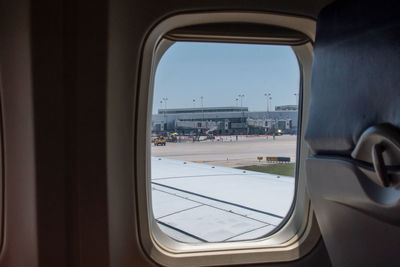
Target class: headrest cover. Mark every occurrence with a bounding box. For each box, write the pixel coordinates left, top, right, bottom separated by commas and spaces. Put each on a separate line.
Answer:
306, 0, 400, 155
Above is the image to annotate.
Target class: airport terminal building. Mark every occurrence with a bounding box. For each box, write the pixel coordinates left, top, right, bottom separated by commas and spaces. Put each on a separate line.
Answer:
152, 106, 298, 136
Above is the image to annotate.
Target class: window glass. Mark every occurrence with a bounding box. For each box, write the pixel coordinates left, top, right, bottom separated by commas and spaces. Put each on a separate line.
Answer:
151, 42, 299, 243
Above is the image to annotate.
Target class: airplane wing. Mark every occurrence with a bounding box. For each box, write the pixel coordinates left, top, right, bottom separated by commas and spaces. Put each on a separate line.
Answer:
151, 157, 294, 243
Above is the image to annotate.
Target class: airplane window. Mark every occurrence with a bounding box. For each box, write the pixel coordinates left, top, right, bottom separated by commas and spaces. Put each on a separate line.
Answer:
151, 42, 299, 243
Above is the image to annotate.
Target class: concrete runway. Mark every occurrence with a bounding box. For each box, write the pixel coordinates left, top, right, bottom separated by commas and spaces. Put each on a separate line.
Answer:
151, 135, 297, 167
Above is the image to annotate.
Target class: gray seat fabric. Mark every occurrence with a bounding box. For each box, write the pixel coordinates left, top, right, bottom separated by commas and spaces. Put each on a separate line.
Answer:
306, 0, 400, 155
306, 0, 400, 266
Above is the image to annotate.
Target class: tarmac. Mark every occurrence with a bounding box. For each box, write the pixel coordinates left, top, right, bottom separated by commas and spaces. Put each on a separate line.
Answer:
151, 135, 297, 168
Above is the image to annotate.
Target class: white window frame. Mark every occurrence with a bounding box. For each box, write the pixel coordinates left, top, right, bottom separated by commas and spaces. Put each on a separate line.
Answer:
135, 12, 317, 266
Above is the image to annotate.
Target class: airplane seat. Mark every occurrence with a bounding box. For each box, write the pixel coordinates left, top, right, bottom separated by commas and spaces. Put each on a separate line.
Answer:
305, 0, 400, 266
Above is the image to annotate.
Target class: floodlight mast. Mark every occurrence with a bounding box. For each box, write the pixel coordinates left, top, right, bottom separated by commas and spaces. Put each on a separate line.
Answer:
264, 92, 271, 118
162, 97, 168, 131
200, 96, 204, 122
238, 94, 245, 134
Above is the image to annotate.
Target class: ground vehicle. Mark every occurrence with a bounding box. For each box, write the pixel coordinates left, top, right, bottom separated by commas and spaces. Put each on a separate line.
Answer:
154, 137, 166, 146
1, 0, 398, 266
166, 132, 178, 142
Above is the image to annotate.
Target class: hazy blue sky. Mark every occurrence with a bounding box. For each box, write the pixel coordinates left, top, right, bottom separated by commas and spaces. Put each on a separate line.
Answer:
153, 42, 299, 114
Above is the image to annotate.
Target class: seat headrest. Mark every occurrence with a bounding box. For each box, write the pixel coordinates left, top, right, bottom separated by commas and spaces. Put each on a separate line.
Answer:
306, 0, 400, 155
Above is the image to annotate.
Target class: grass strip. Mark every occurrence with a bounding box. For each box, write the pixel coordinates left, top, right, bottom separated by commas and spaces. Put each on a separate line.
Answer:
237, 163, 295, 177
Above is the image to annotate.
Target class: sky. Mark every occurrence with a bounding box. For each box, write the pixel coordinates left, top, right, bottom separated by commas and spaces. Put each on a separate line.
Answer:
153, 42, 300, 114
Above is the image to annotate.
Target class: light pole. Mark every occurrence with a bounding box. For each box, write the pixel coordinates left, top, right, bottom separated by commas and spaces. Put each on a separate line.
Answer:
294, 93, 298, 107
238, 94, 245, 108
269, 96, 272, 111
264, 92, 271, 117
159, 100, 163, 132
200, 96, 204, 122
238, 94, 245, 133
162, 97, 168, 131
235, 98, 239, 107
268, 96, 274, 133
192, 99, 196, 108
264, 93, 271, 132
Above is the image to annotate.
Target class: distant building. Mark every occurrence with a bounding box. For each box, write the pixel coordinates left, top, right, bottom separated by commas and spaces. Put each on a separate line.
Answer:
275, 105, 298, 111
158, 106, 248, 114
152, 106, 298, 136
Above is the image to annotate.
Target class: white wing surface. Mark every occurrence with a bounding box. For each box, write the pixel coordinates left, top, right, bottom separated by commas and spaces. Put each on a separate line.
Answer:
151, 157, 294, 243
